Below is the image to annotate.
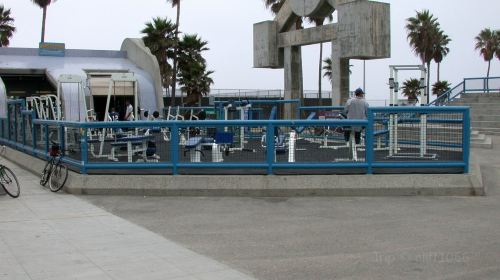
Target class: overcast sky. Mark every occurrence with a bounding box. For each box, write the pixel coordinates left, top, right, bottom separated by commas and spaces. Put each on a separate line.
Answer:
2, 0, 500, 102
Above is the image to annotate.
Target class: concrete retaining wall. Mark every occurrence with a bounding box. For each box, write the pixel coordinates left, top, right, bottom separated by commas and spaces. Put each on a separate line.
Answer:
2, 146, 484, 197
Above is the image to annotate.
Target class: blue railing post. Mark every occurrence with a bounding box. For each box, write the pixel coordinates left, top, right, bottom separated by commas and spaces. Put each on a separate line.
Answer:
7, 105, 11, 142
14, 105, 18, 143
21, 113, 26, 146
366, 109, 374, 174
44, 124, 49, 157
59, 124, 65, 156
80, 127, 88, 174
31, 112, 36, 155
463, 78, 466, 94
171, 123, 179, 175
266, 123, 275, 175
463, 108, 470, 173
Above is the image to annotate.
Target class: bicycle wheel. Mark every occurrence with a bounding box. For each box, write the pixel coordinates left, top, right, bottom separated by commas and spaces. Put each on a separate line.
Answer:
0, 166, 20, 198
49, 163, 68, 192
40, 160, 52, 186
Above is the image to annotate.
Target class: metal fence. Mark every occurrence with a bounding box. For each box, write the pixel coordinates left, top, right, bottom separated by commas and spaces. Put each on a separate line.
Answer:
0, 100, 470, 175
431, 77, 500, 105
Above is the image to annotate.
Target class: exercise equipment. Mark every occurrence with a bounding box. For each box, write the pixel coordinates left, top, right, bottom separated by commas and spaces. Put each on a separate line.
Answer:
26, 97, 44, 119
57, 74, 88, 122
388, 65, 436, 159
39, 95, 62, 121
104, 73, 138, 123
183, 133, 230, 163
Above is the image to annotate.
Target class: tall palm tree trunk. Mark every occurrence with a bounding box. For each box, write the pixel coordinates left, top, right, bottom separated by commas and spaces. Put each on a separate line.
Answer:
487, 60, 491, 92
318, 43, 323, 106
41, 6, 47, 43
437, 63, 440, 82
171, 3, 180, 106
426, 62, 431, 105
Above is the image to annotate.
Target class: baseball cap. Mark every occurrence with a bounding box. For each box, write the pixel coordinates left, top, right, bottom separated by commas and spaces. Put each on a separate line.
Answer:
354, 88, 364, 95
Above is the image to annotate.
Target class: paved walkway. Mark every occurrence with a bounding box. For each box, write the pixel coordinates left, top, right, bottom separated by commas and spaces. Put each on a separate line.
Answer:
0, 159, 255, 280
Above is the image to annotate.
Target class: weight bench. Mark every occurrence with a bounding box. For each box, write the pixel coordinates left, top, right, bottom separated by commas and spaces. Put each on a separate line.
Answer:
184, 136, 215, 162
109, 135, 153, 162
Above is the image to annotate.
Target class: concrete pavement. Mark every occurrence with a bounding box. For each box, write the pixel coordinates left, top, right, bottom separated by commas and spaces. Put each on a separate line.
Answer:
0, 159, 255, 280
82, 139, 500, 280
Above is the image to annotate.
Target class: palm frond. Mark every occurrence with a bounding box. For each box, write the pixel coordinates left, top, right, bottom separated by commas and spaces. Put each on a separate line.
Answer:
0, 5, 15, 47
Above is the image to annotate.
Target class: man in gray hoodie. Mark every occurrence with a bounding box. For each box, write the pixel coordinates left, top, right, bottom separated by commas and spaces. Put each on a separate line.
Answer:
344, 88, 369, 144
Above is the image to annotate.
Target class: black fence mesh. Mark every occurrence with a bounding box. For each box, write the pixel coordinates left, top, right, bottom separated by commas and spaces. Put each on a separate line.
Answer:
85, 125, 171, 164
371, 111, 463, 162
0, 103, 468, 175
176, 124, 267, 164
64, 127, 81, 162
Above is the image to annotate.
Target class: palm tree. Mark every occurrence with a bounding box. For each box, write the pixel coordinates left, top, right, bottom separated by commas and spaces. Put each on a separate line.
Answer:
323, 57, 332, 82
402, 78, 422, 103
31, 0, 56, 43
180, 65, 214, 105
263, 0, 285, 16
141, 17, 177, 91
475, 28, 498, 80
406, 10, 440, 103
432, 80, 451, 105
0, 5, 15, 47
433, 30, 451, 82
432, 80, 451, 96
177, 34, 214, 105
496, 30, 500, 61
308, 16, 333, 106
166, 0, 181, 106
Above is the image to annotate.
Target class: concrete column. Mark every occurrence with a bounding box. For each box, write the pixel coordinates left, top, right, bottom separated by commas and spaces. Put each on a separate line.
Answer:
331, 42, 350, 106
284, 46, 303, 119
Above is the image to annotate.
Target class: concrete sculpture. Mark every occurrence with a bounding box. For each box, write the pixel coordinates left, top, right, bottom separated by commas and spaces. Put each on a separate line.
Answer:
254, 0, 390, 118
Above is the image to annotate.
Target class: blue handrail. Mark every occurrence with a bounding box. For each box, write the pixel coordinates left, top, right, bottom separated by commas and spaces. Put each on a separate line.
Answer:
429, 77, 500, 106
0, 102, 470, 175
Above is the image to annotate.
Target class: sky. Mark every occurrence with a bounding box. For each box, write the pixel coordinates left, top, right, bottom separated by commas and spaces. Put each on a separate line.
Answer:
2, 0, 500, 103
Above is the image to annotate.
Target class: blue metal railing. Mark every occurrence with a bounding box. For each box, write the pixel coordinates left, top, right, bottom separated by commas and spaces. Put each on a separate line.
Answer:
0, 101, 470, 175
430, 77, 500, 106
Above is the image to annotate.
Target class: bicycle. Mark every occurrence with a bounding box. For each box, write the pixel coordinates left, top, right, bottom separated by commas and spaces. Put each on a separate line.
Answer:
40, 142, 68, 192
0, 164, 20, 198
0, 146, 20, 198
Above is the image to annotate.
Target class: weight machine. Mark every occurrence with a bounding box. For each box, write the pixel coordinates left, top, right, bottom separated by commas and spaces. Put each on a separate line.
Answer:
388, 65, 436, 159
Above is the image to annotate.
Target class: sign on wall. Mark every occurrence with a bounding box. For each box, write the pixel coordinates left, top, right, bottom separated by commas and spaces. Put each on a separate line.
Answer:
39, 42, 65, 57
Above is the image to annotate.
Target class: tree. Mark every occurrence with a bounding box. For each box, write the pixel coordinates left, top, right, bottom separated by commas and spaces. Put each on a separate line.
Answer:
31, 0, 56, 43
166, 0, 181, 106
433, 30, 451, 82
177, 34, 214, 105
475, 28, 499, 80
0, 5, 15, 47
402, 78, 422, 103
432, 80, 451, 96
141, 17, 177, 91
308, 16, 333, 106
406, 10, 440, 103
323, 57, 332, 83
263, 0, 285, 16
432, 80, 451, 105
496, 30, 500, 61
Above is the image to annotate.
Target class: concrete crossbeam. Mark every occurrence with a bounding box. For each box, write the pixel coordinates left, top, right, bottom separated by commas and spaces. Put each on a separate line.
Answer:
278, 24, 337, 48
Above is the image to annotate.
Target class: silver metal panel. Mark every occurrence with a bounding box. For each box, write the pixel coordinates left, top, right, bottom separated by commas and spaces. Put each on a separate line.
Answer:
0, 50, 158, 114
